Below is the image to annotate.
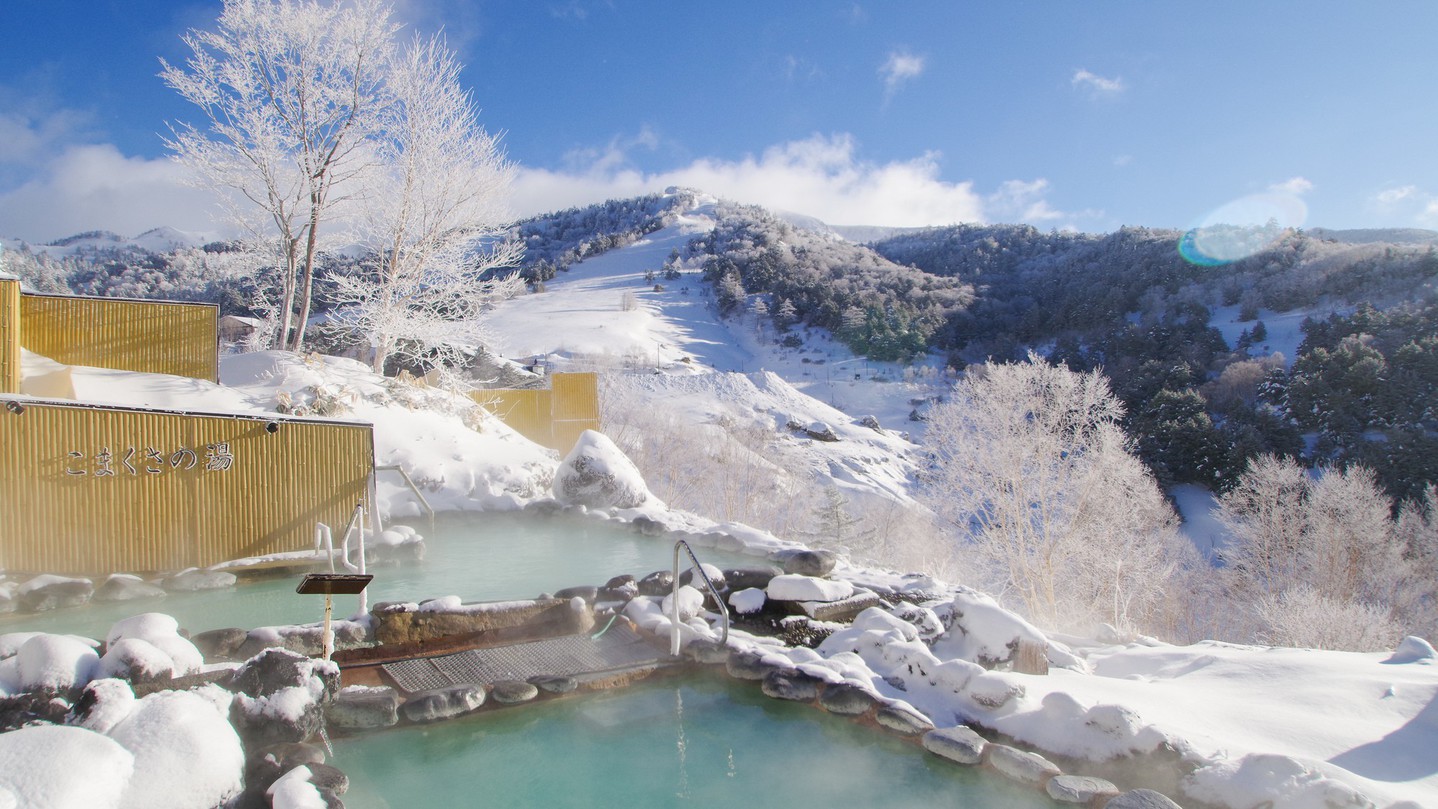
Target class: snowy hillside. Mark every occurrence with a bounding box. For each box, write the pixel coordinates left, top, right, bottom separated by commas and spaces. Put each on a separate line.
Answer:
484, 192, 942, 529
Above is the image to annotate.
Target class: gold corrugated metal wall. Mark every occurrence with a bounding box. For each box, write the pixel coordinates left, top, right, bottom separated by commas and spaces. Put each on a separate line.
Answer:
0, 399, 373, 576
549, 372, 600, 454
469, 372, 599, 454
0, 280, 18, 394
19, 294, 219, 382
471, 388, 551, 447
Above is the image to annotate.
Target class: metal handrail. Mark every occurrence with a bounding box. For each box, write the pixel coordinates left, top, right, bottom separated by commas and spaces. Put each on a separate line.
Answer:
314, 502, 371, 615
670, 539, 730, 656
337, 502, 369, 615
373, 464, 435, 532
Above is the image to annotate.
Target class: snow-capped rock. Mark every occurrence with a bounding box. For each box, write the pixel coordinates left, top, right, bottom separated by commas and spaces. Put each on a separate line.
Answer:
553, 430, 655, 509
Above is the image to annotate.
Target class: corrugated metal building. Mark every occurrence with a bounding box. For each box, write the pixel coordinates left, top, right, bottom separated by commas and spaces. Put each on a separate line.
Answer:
18, 291, 219, 382
0, 279, 376, 576
0, 399, 373, 575
470, 372, 600, 454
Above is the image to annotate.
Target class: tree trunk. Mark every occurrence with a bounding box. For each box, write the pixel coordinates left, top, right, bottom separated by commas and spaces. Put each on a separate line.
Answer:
290, 198, 324, 351
274, 237, 301, 350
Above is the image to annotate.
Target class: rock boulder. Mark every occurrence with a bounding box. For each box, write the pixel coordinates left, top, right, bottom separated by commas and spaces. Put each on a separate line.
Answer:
552, 430, 652, 509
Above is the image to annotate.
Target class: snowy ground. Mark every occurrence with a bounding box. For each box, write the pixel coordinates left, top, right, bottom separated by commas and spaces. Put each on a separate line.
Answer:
1025, 641, 1438, 808
1209, 302, 1340, 369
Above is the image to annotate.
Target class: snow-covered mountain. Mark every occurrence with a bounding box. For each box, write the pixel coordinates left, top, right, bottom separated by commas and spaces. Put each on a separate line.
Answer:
10, 226, 212, 257
486, 190, 939, 543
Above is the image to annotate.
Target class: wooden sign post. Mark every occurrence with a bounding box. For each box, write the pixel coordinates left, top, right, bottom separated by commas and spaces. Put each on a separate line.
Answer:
296, 573, 373, 661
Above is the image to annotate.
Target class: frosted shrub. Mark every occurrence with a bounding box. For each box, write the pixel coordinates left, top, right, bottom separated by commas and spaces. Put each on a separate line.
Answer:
1215, 456, 1416, 647
922, 354, 1185, 634
1257, 585, 1403, 651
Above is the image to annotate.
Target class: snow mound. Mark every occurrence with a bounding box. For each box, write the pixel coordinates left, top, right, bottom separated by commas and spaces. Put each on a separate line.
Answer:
1385, 636, 1436, 665
268, 766, 327, 809
109, 687, 243, 809
1183, 754, 1374, 809
0, 724, 134, 809
767, 574, 854, 603
931, 589, 1082, 670
105, 613, 203, 677
1, 634, 99, 692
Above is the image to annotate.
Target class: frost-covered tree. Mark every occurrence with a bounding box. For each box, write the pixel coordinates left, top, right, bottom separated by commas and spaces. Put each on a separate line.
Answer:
808, 486, 872, 550
1217, 456, 1403, 604
1213, 454, 1309, 596
1256, 585, 1403, 651
1216, 455, 1410, 648
715, 271, 746, 315
330, 33, 522, 372
1395, 485, 1438, 639
772, 297, 798, 332
162, 0, 397, 351
923, 354, 1183, 632
1304, 464, 1400, 604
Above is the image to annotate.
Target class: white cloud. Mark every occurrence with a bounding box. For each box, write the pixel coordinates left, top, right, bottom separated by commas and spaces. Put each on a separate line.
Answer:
512, 132, 1082, 229
0, 130, 1077, 243
986, 179, 1065, 223
1423, 201, 1438, 229
1268, 176, 1314, 196
783, 55, 822, 82
1071, 69, 1124, 96
0, 109, 90, 168
1370, 185, 1438, 229
879, 51, 925, 98
0, 145, 226, 243
1374, 185, 1419, 206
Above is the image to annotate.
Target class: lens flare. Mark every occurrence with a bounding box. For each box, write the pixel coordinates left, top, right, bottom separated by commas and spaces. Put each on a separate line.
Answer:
1178, 192, 1308, 266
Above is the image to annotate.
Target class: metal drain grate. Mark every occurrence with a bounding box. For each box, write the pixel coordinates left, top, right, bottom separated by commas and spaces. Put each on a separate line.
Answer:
381, 624, 666, 693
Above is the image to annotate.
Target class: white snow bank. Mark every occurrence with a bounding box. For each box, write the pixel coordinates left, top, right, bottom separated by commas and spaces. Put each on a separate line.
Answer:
268, 766, 328, 809
1011, 639, 1438, 808
1386, 636, 1436, 665
0, 634, 99, 692
931, 589, 1083, 670
767, 574, 854, 603
0, 725, 133, 809
54, 351, 557, 520
1184, 754, 1377, 809
109, 686, 243, 809
105, 613, 203, 676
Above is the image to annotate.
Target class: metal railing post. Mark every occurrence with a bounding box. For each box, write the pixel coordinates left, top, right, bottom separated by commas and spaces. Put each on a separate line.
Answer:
670, 539, 729, 656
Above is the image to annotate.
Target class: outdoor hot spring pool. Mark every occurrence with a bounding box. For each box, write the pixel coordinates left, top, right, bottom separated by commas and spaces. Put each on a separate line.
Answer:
0, 511, 757, 640
2, 513, 1067, 807
335, 672, 1059, 809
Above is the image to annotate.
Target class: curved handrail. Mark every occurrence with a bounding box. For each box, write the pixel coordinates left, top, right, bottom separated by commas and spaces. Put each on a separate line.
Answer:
315, 502, 370, 615
337, 503, 369, 615
373, 464, 436, 532
670, 539, 730, 656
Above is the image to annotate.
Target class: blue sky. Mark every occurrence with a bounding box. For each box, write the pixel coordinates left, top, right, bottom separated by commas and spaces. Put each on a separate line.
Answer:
3, 1, 1437, 242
